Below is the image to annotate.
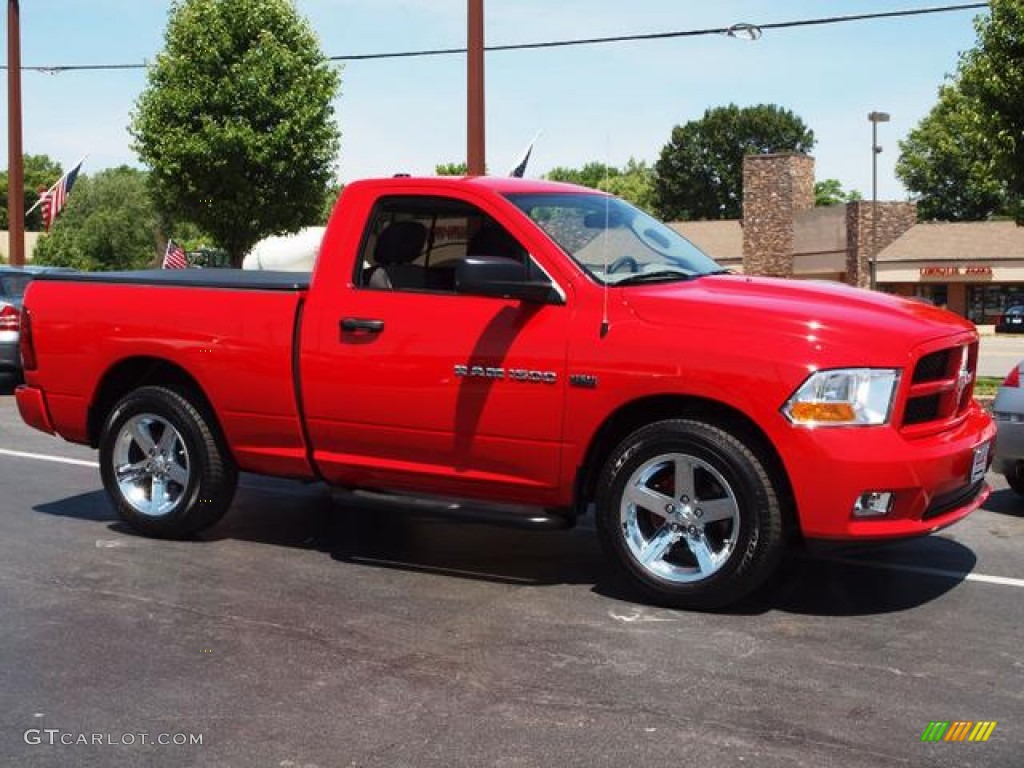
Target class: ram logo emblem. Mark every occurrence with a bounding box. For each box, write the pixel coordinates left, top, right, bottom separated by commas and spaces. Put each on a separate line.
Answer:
454, 365, 557, 384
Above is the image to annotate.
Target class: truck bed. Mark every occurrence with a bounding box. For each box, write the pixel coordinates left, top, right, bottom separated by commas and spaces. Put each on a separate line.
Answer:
23, 270, 313, 478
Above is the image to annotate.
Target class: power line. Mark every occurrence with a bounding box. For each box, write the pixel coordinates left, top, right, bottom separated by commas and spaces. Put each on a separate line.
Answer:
0, 3, 989, 73
338, 2, 989, 60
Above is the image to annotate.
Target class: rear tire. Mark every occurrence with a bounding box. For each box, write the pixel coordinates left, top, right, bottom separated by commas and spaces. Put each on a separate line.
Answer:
595, 419, 785, 609
99, 386, 237, 539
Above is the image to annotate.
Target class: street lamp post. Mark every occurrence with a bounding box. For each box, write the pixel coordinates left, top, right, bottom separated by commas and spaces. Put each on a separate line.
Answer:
868, 111, 890, 290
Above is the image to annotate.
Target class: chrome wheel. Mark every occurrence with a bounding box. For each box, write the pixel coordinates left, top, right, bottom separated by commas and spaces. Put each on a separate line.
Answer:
112, 413, 191, 517
100, 387, 238, 539
620, 452, 740, 584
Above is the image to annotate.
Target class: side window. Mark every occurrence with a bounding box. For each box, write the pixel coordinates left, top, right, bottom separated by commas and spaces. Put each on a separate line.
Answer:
355, 195, 538, 292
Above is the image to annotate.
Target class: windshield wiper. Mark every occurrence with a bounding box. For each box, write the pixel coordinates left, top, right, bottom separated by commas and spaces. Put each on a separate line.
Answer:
610, 270, 695, 286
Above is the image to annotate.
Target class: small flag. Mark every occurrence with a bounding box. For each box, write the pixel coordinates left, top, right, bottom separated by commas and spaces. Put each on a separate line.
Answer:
162, 240, 188, 269
39, 161, 83, 232
509, 130, 541, 178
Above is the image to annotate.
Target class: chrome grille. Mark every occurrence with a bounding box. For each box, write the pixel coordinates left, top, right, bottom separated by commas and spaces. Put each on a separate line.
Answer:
901, 342, 977, 430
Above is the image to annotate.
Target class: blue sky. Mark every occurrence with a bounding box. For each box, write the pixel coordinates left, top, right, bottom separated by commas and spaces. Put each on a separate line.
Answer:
2, 1, 986, 201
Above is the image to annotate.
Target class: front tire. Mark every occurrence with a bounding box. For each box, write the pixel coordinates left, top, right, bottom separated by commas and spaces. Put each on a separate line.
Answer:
99, 386, 237, 539
596, 419, 785, 609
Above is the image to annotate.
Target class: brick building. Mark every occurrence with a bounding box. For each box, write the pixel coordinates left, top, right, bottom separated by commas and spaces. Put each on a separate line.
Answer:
876, 221, 1024, 323
671, 152, 1024, 323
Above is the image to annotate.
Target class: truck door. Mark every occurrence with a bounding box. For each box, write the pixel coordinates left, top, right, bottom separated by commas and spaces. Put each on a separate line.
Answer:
300, 193, 571, 505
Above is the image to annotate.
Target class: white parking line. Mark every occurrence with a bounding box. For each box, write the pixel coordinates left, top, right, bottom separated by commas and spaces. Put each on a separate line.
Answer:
0, 448, 99, 468
3, 445, 1023, 589
0, 447, 314, 498
819, 555, 1024, 589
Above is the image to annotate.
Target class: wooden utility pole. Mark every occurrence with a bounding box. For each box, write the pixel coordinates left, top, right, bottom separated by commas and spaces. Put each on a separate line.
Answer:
467, 0, 485, 176
7, 0, 25, 266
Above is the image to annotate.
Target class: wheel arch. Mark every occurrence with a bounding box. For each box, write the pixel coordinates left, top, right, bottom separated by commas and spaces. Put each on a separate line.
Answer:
575, 395, 798, 534
87, 357, 226, 455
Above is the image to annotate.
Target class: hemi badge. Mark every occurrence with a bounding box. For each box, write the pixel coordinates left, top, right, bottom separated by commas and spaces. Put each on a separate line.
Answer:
569, 374, 598, 389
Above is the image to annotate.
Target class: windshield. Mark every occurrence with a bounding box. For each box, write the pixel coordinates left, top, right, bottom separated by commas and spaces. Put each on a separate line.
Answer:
505, 193, 722, 285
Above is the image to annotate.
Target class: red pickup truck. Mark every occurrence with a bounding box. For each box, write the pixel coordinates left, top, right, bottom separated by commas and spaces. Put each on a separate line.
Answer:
15, 176, 995, 607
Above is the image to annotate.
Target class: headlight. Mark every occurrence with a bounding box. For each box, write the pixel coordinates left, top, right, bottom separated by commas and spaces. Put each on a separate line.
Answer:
783, 368, 900, 427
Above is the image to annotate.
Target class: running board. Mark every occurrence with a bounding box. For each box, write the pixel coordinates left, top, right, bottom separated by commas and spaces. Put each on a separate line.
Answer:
332, 488, 576, 530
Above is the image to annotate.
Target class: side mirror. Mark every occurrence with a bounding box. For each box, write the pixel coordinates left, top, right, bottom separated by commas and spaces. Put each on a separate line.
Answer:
456, 256, 561, 304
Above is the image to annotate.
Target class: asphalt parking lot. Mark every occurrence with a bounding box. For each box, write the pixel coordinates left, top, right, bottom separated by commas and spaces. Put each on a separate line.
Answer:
1, 392, 1022, 767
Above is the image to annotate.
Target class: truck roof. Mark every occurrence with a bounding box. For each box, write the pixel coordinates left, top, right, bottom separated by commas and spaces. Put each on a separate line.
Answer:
345, 176, 603, 196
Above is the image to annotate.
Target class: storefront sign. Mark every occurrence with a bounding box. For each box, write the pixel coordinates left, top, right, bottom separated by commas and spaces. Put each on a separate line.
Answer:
919, 265, 993, 278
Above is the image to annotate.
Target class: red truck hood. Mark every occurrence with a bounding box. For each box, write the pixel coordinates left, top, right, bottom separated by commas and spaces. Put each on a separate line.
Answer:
622, 275, 976, 357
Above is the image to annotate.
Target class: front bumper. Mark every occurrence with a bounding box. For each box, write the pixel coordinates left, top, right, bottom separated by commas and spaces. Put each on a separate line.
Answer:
783, 403, 996, 539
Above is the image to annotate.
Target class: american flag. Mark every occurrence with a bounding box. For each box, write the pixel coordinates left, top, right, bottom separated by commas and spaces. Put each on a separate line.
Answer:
162, 240, 188, 269
39, 161, 83, 232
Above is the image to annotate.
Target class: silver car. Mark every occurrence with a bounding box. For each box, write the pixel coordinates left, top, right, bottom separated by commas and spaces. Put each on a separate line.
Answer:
0, 266, 73, 387
992, 361, 1024, 494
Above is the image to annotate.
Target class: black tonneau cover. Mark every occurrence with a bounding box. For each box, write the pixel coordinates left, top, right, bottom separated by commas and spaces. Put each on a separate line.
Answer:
34, 269, 310, 292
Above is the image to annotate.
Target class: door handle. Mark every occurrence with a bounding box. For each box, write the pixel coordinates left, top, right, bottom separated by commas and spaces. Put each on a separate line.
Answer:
340, 317, 385, 335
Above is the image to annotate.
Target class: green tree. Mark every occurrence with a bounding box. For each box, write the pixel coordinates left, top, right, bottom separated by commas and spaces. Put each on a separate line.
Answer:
33, 167, 163, 271
435, 162, 469, 176
600, 158, 656, 213
653, 104, 815, 220
320, 182, 344, 223
546, 162, 621, 190
0, 155, 65, 231
545, 159, 655, 212
896, 84, 1007, 221
814, 178, 863, 207
170, 220, 219, 253
958, 0, 1024, 222
131, 0, 341, 266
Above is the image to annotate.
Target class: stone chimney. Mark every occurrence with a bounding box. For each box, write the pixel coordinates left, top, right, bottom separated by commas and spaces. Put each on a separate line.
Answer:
845, 201, 917, 288
742, 153, 815, 277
